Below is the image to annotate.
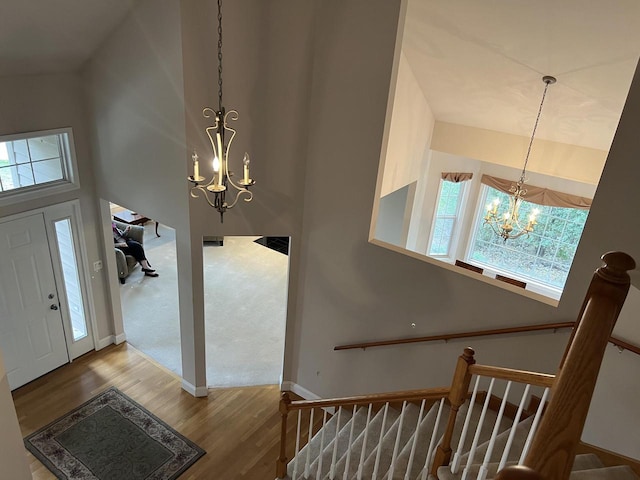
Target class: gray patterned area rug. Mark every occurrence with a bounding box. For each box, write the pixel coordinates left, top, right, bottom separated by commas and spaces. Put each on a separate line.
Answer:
24, 387, 205, 480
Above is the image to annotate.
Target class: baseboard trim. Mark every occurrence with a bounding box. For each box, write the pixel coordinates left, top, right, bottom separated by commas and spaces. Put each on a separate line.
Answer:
280, 381, 336, 414
182, 380, 208, 398
280, 381, 321, 400
96, 333, 127, 350
96, 336, 115, 350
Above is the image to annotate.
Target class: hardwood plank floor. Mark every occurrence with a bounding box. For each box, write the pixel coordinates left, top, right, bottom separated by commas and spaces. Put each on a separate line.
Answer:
12, 343, 293, 479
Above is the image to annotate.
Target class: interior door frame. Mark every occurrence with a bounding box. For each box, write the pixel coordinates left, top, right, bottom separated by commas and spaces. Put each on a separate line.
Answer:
0, 200, 98, 360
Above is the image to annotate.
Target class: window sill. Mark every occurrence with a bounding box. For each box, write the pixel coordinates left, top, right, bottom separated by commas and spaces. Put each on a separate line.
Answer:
369, 238, 560, 307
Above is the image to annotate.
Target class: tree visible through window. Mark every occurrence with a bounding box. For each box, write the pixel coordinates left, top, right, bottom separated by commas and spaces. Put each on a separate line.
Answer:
469, 186, 589, 288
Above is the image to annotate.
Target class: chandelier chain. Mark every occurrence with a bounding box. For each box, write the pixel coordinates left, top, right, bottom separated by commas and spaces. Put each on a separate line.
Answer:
520, 78, 551, 182
217, 0, 223, 112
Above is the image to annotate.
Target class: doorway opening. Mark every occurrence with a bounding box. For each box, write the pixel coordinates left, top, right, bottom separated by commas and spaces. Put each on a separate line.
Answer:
204, 236, 289, 387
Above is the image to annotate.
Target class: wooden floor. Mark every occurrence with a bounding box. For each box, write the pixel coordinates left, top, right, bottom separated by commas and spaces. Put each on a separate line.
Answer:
12, 343, 290, 479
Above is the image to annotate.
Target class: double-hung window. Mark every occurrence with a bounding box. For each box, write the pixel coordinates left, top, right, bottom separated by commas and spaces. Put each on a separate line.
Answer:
428, 173, 472, 258
0, 128, 78, 204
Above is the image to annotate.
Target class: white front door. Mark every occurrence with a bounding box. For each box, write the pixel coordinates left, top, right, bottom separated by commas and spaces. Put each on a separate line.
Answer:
0, 213, 69, 389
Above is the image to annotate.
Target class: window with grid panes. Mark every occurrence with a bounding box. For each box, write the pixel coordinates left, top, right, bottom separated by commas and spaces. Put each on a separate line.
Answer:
428, 180, 466, 257
468, 185, 588, 289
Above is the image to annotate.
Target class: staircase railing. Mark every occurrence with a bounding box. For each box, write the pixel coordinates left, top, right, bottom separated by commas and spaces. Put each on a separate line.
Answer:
429, 353, 556, 480
495, 251, 635, 480
276, 386, 452, 479
276, 251, 635, 480
276, 350, 559, 480
334, 322, 575, 351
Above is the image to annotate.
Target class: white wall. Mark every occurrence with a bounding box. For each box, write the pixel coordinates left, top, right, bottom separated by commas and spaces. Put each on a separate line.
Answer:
84, 0, 188, 230
432, 121, 607, 186
0, 350, 31, 480
381, 51, 435, 197
375, 184, 413, 246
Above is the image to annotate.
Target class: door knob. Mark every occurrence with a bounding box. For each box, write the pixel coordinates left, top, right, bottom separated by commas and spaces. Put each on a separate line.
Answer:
50, 304, 58, 310
48, 293, 55, 299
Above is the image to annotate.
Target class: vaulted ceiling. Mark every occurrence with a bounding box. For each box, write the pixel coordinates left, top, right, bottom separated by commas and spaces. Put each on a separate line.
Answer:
0, 0, 136, 77
402, 0, 640, 152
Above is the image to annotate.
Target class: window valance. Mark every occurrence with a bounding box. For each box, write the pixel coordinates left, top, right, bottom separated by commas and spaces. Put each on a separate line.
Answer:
481, 174, 592, 210
441, 172, 473, 183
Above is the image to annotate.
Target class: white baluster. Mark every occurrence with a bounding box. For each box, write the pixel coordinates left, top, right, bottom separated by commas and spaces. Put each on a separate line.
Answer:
404, 399, 426, 480
372, 403, 390, 480
356, 403, 373, 480
305, 408, 315, 478
292, 409, 302, 480
477, 381, 512, 480
461, 377, 495, 480
421, 398, 445, 480
317, 409, 328, 479
329, 407, 343, 479
498, 384, 531, 471
451, 375, 482, 473
519, 387, 550, 464
343, 405, 358, 480
388, 401, 408, 480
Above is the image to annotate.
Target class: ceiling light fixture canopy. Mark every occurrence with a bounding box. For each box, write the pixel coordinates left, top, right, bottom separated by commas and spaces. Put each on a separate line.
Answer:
188, 0, 254, 222
484, 75, 556, 242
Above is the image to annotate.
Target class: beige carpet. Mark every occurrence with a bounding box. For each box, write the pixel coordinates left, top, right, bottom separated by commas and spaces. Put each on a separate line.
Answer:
119, 223, 288, 387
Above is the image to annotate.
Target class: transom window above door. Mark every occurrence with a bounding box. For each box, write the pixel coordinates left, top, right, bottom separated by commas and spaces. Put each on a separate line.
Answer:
0, 128, 79, 205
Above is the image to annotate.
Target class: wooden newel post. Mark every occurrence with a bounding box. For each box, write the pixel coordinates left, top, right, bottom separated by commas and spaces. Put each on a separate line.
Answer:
430, 346, 476, 477
276, 391, 292, 479
502, 252, 635, 480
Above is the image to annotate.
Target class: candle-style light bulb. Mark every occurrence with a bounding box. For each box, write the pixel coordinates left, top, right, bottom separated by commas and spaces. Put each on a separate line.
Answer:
215, 132, 223, 185
192, 151, 199, 179
242, 152, 251, 184
212, 156, 220, 185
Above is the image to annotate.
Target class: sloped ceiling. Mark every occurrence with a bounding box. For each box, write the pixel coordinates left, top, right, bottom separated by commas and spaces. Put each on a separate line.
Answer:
0, 0, 136, 77
403, 0, 640, 152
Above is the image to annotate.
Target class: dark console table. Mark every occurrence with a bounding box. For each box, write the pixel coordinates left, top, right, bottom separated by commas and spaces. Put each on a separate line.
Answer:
113, 210, 160, 237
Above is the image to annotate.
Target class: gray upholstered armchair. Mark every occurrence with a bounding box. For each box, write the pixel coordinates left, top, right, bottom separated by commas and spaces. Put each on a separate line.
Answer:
112, 220, 145, 284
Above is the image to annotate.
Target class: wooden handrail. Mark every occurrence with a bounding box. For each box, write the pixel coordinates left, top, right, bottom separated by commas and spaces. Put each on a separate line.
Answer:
285, 386, 450, 411
469, 364, 555, 388
609, 335, 640, 356
334, 322, 576, 351
496, 251, 636, 480
335, 325, 640, 358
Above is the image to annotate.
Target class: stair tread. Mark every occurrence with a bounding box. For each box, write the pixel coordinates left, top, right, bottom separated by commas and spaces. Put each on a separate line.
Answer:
437, 453, 607, 480
569, 465, 640, 480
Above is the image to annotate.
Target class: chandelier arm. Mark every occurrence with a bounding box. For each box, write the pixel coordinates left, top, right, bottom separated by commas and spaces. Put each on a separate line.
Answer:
222, 110, 248, 193
190, 186, 219, 209
225, 188, 254, 209
203, 108, 220, 125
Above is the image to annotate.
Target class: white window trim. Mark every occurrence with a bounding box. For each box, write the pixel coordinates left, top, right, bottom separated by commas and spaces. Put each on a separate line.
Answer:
427, 179, 469, 261
0, 127, 80, 207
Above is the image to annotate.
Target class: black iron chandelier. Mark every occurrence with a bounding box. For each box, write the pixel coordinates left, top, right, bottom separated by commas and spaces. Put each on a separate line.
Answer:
188, 0, 255, 222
